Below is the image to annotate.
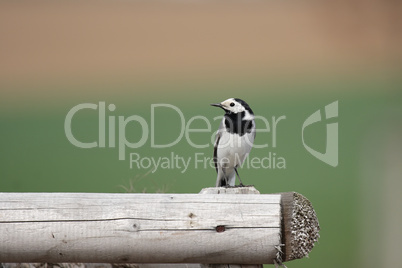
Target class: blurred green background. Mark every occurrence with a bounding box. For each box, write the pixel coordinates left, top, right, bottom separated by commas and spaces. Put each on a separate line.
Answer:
1, 1, 401, 267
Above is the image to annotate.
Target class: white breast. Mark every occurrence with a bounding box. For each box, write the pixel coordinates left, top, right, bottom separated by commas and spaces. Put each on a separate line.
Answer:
216, 128, 255, 169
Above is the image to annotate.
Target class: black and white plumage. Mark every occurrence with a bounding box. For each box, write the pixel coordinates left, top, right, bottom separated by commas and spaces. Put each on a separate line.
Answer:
211, 98, 256, 187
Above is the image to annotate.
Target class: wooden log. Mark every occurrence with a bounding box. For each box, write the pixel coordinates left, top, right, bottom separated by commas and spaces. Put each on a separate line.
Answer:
0, 189, 319, 265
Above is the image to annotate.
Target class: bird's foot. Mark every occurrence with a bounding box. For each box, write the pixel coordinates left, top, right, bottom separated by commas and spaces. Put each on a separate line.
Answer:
235, 184, 254, 188
223, 184, 254, 188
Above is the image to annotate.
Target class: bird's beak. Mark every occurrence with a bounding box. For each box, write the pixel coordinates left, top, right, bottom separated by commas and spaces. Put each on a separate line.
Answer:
210, 103, 222, 108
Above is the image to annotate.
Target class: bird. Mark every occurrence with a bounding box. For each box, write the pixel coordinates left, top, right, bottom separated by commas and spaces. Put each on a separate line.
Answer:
211, 98, 256, 187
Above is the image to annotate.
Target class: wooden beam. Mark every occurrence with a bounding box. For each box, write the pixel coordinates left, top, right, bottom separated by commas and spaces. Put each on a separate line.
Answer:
0, 188, 319, 265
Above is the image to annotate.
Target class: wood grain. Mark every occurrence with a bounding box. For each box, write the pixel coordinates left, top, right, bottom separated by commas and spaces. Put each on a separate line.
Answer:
0, 191, 281, 264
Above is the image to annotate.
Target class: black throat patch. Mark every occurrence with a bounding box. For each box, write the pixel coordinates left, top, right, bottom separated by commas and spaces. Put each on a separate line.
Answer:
224, 111, 253, 136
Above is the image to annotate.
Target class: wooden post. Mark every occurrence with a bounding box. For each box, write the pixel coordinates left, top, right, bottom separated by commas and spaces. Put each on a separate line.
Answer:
0, 189, 319, 265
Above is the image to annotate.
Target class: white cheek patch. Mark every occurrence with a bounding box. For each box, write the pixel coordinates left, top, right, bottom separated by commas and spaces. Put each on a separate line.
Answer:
221, 98, 246, 114
243, 110, 254, 120
234, 104, 245, 113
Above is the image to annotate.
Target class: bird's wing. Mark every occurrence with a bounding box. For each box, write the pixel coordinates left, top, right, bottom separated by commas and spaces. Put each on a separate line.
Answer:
252, 120, 256, 140
213, 118, 225, 173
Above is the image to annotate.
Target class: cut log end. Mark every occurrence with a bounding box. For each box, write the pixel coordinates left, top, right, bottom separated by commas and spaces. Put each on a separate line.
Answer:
200, 187, 320, 263
281, 192, 320, 262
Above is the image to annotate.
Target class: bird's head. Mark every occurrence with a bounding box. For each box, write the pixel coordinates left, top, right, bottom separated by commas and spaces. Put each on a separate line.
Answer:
211, 98, 254, 116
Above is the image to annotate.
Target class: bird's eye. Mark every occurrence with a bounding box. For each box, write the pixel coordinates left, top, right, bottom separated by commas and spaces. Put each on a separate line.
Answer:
230, 102, 235, 107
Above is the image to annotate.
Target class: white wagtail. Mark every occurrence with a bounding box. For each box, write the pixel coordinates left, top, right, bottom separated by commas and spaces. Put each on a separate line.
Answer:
211, 98, 256, 187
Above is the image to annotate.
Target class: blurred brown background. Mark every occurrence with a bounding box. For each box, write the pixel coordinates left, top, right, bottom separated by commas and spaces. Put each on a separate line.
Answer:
1, 1, 401, 97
